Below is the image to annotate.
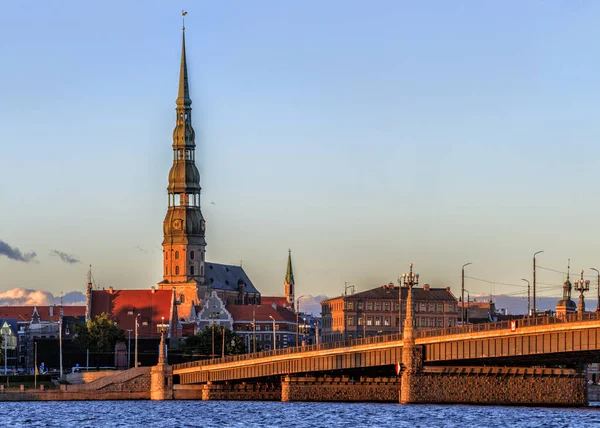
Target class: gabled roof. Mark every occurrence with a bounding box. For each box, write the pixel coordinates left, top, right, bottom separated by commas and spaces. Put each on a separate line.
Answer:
0, 306, 85, 322
205, 262, 259, 294
89, 289, 175, 338
261, 296, 292, 310
321, 285, 457, 304
226, 304, 297, 323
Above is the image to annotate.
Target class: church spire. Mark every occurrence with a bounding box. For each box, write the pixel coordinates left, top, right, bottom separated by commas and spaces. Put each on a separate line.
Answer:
177, 28, 191, 107
284, 249, 295, 310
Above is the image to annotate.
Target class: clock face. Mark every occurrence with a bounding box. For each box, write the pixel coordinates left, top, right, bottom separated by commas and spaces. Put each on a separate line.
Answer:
173, 219, 183, 230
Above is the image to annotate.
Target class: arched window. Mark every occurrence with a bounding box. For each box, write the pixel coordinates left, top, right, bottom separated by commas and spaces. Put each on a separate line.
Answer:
175, 251, 179, 260
180, 294, 185, 304
165, 252, 169, 261
190, 251, 195, 260
201, 251, 204, 261
201, 265, 204, 276
165, 266, 168, 275
175, 266, 179, 275
190, 265, 195, 275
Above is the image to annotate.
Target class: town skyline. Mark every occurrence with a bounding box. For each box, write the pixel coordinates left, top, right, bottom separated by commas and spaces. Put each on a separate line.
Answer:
1, 2, 600, 307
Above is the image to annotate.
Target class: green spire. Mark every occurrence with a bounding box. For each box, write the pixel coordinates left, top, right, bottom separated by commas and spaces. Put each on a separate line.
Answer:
285, 249, 294, 285
177, 29, 191, 107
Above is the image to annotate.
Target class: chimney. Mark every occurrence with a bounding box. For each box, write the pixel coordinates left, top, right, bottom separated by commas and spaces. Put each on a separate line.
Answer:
151, 286, 156, 294
388, 282, 394, 289
424, 284, 430, 291
446, 287, 450, 292
108, 286, 114, 294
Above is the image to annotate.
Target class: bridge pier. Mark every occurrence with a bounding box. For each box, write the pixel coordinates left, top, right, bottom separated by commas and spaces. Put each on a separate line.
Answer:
201, 381, 281, 401
281, 376, 399, 402
150, 332, 173, 400
399, 344, 423, 404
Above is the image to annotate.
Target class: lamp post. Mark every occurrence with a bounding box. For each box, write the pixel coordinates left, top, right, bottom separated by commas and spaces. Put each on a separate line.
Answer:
156, 319, 169, 365
2, 324, 7, 376
296, 295, 307, 347
590, 268, 600, 312
126, 330, 132, 369
134, 314, 140, 368
269, 315, 276, 350
34, 341, 37, 389
222, 326, 226, 359
533, 250, 544, 317
521, 279, 531, 316
464, 290, 472, 326
461, 263, 472, 328
315, 319, 319, 345
574, 270, 590, 320
401, 263, 419, 341
397, 277, 403, 336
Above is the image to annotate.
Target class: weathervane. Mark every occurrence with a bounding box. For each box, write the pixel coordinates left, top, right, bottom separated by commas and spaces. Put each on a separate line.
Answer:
182, 10, 188, 30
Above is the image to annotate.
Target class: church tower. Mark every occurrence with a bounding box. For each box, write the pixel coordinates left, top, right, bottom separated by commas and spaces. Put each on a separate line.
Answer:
284, 250, 295, 310
158, 25, 206, 321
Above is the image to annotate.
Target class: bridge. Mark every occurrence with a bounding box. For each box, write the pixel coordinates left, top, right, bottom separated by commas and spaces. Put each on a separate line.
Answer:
165, 312, 600, 405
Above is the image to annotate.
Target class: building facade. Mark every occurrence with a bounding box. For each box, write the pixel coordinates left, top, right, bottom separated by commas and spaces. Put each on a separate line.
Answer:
320, 283, 458, 343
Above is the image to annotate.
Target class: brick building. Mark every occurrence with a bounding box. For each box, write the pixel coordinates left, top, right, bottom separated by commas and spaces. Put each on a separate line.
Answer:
320, 283, 458, 343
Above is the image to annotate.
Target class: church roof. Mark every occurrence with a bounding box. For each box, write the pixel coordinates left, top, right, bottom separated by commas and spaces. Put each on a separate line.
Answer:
226, 304, 297, 323
205, 262, 260, 294
261, 296, 292, 310
89, 289, 176, 338
321, 285, 456, 304
0, 306, 85, 322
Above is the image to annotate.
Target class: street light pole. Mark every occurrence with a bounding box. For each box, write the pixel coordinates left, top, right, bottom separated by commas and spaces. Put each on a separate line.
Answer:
533, 250, 544, 317
591, 268, 600, 312
126, 330, 132, 369
269, 315, 276, 350
461, 263, 472, 328
34, 341, 37, 389
296, 295, 307, 347
574, 270, 591, 320
134, 314, 140, 368
521, 279, 531, 316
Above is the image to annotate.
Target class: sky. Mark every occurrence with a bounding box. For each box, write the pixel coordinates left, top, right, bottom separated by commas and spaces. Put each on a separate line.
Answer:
1, 1, 600, 312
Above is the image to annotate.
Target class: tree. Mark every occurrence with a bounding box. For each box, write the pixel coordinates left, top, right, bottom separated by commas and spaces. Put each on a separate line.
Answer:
182, 326, 247, 360
73, 313, 125, 355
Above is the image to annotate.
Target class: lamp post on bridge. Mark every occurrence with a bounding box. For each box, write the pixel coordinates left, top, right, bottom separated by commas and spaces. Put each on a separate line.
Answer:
590, 268, 600, 312
269, 315, 276, 350
296, 295, 307, 347
521, 279, 531, 316
156, 317, 169, 365
533, 250, 544, 317
134, 314, 140, 368
461, 263, 472, 328
574, 270, 590, 320
401, 263, 419, 341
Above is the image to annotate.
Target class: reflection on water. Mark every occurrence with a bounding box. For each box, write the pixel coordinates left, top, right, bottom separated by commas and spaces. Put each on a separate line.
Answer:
1, 400, 599, 428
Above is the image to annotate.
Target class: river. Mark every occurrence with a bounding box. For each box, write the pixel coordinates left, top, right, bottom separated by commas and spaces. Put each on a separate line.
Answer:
0, 401, 599, 427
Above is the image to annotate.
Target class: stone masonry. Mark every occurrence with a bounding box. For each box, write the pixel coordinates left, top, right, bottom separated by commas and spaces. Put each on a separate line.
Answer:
281, 376, 398, 402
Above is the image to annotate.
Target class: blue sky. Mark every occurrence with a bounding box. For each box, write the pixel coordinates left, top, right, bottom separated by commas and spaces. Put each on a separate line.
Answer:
1, 1, 599, 309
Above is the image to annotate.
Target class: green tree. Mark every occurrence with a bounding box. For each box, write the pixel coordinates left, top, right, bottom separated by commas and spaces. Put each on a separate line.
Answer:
73, 313, 125, 354
183, 326, 247, 360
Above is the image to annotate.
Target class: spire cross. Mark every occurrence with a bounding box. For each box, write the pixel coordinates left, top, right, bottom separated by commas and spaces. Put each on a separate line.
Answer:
182, 10, 188, 30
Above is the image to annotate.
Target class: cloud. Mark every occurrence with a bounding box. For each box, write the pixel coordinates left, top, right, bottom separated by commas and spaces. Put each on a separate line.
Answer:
0, 288, 86, 306
50, 249, 80, 264
0, 240, 37, 263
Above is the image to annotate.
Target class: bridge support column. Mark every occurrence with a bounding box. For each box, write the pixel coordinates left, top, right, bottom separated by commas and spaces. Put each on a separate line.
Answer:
150, 331, 173, 400
399, 344, 423, 404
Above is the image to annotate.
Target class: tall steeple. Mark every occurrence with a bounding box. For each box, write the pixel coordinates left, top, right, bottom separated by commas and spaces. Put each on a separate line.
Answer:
159, 23, 207, 321
284, 249, 295, 310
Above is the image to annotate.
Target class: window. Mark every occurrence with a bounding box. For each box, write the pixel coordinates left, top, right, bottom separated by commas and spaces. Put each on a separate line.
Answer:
175, 266, 179, 275
429, 303, 435, 312
347, 316, 354, 326
384, 317, 390, 326
437, 303, 443, 313
357, 301, 363, 310
366, 301, 373, 310
375, 302, 381, 311
175, 251, 179, 260
190, 265, 195, 275
375, 317, 381, 326
347, 301, 354, 310
166, 252, 169, 261
190, 251, 195, 260
358, 317, 364, 326
180, 294, 185, 303
201, 251, 205, 261
420, 303, 427, 312
367, 317, 373, 326
384, 302, 389, 311
165, 266, 168, 275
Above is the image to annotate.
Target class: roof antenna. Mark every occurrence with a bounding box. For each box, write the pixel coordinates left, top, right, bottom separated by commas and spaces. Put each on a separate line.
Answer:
182, 10, 188, 31
567, 259, 571, 280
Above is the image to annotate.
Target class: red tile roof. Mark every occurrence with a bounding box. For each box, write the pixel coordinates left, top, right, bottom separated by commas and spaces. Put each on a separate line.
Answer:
261, 296, 292, 310
226, 304, 297, 323
0, 306, 85, 322
89, 289, 176, 338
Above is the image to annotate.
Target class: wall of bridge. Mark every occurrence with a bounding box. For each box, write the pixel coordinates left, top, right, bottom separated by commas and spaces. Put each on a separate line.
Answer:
405, 367, 586, 407
281, 376, 398, 402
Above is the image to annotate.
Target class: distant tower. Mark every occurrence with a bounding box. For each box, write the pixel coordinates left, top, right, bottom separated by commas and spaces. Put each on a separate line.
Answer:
285, 249, 295, 310
556, 261, 577, 319
158, 25, 207, 321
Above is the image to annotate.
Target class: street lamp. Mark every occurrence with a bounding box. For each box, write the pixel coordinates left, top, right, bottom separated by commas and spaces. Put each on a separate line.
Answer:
463, 289, 472, 326
574, 270, 590, 320
134, 314, 140, 368
461, 263, 472, 327
521, 279, 531, 316
156, 317, 169, 365
401, 263, 419, 341
590, 268, 600, 312
126, 330, 132, 368
268, 315, 276, 350
533, 250, 544, 317
296, 295, 308, 347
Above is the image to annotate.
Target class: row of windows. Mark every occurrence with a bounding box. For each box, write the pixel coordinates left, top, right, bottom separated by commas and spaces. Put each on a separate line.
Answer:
347, 301, 456, 313
165, 250, 205, 261
165, 264, 204, 276
173, 149, 195, 161
169, 193, 200, 207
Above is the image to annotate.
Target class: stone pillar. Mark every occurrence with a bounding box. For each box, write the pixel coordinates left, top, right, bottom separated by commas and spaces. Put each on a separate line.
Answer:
202, 382, 223, 400
578, 293, 585, 321
399, 275, 423, 404
150, 332, 173, 400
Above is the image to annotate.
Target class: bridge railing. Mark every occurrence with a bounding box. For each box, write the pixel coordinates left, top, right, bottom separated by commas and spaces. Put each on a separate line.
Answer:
173, 332, 403, 370
416, 311, 600, 338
